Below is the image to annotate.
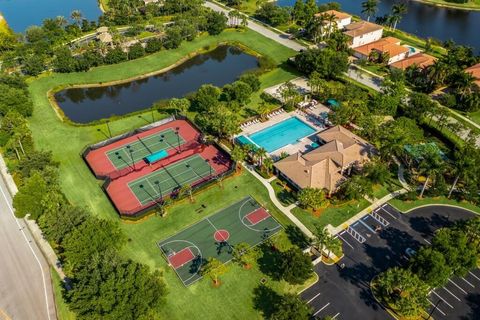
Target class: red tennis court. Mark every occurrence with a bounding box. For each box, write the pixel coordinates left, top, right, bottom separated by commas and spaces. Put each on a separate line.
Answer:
245, 208, 271, 225
85, 120, 200, 179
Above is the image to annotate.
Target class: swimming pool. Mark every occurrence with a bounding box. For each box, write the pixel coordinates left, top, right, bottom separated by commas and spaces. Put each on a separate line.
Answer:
245, 117, 317, 153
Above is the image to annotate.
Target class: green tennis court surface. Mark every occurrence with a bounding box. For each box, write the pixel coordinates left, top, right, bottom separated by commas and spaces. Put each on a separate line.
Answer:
158, 196, 282, 286
129, 154, 213, 206
107, 128, 185, 170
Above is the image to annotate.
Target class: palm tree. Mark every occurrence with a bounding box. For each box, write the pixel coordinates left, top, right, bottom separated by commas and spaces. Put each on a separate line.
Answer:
312, 225, 329, 257
263, 156, 274, 175
427, 61, 448, 88
450, 71, 476, 101
55, 16, 68, 28
240, 15, 248, 29
361, 0, 379, 22
70, 10, 83, 26
255, 147, 267, 167
230, 146, 247, 171
448, 144, 477, 198
390, 3, 407, 31
418, 149, 444, 198
310, 14, 326, 44
257, 102, 274, 120
324, 12, 337, 39
168, 98, 190, 115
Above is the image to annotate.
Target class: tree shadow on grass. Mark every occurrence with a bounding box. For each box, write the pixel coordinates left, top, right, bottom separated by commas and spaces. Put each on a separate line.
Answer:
257, 243, 283, 281
285, 225, 310, 249
252, 284, 281, 318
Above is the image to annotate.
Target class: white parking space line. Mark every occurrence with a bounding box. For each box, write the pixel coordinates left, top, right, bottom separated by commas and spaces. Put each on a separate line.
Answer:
428, 300, 446, 316
431, 291, 454, 309
423, 238, 431, 245
380, 205, 398, 220
337, 233, 355, 249
358, 219, 376, 233
442, 287, 461, 301
307, 293, 321, 304
469, 271, 480, 281
460, 277, 475, 288
332, 312, 340, 319
313, 303, 330, 316
448, 279, 467, 294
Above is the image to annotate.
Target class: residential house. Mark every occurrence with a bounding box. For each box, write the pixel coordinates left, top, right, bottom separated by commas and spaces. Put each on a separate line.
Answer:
466, 63, 480, 88
390, 53, 437, 70
274, 126, 374, 194
343, 21, 383, 48
353, 37, 409, 65
314, 10, 352, 30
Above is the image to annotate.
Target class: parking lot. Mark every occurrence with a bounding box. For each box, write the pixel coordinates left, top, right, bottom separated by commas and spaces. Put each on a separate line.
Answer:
301, 204, 480, 320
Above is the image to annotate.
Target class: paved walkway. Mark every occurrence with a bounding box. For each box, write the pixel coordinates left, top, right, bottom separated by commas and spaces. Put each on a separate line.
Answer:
243, 164, 314, 238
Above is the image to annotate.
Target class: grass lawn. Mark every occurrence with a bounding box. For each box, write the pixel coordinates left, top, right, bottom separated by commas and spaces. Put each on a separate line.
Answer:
292, 199, 371, 232
27, 29, 303, 318
417, 0, 480, 10
467, 110, 480, 127
389, 196, 480, 215
51, 268, 76, 320
383, 29, 446, 58
270, 179, 297, 206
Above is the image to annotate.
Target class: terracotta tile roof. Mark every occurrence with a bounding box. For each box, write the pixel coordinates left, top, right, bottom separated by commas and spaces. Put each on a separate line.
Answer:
315, 10, 352, 20
273, 126, 373, 192
390, 53, 437, 70
343, 21, 383, 38
466, 63, 480, 87
354, 37, 409, 58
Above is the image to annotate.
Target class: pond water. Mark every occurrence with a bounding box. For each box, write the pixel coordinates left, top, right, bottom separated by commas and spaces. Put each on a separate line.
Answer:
276, 0, 480, 52
0, 0, 102, 32
54, 46, 259, 123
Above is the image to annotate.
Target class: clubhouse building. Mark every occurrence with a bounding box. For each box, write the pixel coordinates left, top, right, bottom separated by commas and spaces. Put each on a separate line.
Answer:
274, 126, 374, 194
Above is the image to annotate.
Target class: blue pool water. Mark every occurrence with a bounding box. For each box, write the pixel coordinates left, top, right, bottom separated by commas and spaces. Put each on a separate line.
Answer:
247, 117, 316, 153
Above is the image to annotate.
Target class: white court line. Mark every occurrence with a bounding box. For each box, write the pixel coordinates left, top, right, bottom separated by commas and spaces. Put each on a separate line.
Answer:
332, 312, 340, 319
428, 300, 446, 316
380, 207, 398, 220
431, 291, 454, 309
307, 293, 321, 304
460, 277, 475, 288
0, 184, 52, 320
337, 233, 354, 249
423, 238, 431, 245
448, 279, 467, 294
469, 271, 480, 281
442, 287, 461, 301
313, 303, 330, 316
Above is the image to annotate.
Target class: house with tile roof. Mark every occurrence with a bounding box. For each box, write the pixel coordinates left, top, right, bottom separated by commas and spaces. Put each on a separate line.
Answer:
353, 37, 409, 65
274, 126, 374, 194
390, 53, 437, 70
465, 63, 480, 88
314, 10, 352, 30
343, 21, 383, 48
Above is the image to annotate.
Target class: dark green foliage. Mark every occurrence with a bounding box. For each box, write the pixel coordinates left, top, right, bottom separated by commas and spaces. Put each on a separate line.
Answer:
239, 73, 261, 92
53, 47, 77, 73
295, 48, 349, 79
38, 205, 88, 245
255, 3, 291, 26
206, 11, 227, 35
67, 250, 166, 320
269, 293, 312, 320
104, 47, 128, 65
0, 83, 34, 116
62, 218, 125, 272
145, 38, 163, 53
128, 43, 145, 60
222, 80, 252, 104
164, 26, 183, 49
17, 150, 58, 179
193, 84, 222, 111
409, 247, 452, 288
278, 247, 313, 284
13, 171, 49, 219
22, 55, 46, 76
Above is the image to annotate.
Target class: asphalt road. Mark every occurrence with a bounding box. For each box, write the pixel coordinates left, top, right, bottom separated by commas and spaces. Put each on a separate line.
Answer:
0, 176, 54, 320
302, 204, 480, 320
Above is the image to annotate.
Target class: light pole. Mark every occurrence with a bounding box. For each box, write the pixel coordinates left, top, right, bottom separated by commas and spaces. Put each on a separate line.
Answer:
205, 159, 212, 178
126, 145, 135, 170
175, 128, 181, 153
106, 120, 112, 138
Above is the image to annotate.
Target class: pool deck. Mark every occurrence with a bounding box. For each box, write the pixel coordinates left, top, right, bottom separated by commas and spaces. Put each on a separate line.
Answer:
239, 104, 331, 158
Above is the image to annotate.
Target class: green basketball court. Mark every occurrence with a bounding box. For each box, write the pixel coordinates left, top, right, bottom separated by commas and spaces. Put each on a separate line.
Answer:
158, 196, 282, 286
128, 154, 213, 206
106, 128, 185, 170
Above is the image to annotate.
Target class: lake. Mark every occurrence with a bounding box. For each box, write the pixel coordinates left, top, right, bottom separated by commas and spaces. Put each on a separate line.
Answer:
0, 0, 102, 32
276, 0, 480, 52
54, 46, 259, 123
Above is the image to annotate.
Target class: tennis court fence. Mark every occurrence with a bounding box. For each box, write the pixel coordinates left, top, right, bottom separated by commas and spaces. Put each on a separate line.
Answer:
103, 159, 236, 219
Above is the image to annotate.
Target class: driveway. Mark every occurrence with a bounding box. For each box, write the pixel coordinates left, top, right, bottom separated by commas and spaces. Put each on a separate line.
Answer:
301, 204, 479, 320
0, 176, 55, 320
